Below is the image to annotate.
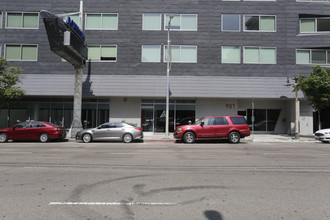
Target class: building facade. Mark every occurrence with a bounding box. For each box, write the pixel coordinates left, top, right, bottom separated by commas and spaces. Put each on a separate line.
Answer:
1, 0, 329, 135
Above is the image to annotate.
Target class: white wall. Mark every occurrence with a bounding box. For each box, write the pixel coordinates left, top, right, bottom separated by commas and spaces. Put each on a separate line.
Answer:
196, 98, 237, 119
109, 98, 141, 126
300, 100, 314, 136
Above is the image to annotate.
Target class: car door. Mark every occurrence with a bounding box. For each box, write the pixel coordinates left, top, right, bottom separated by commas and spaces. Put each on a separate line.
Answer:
94, 123, 112, 140
28, 122, 46, 140
12, 122, 30, 140
108, 123, 125, 139
198, 117, 217, 138
214, 117, 230, 137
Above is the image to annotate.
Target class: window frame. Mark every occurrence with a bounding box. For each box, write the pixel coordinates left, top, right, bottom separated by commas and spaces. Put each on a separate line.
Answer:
163, 45, 198, 63
221, 14, 241, 32
299, 17, 330, 33
5, 12, 39, 29
243, 46, 277, 64
141, 45, 162, 63
221, 46, 241, 64
164, 14, 198, 31
0, 11, 2, 28
4, 44, 38, 61
142, 13, 162, 31
88, 45, 118, 62
85, 13, 119, 30
296, 49, 330, 65
244, 15, 276, 32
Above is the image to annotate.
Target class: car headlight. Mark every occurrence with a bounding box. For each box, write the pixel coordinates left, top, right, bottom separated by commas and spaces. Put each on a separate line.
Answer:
177, 128, 183, 132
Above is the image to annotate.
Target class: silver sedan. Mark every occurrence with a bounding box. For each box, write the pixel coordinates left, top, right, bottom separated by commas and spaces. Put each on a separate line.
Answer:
76, 122, 143, 143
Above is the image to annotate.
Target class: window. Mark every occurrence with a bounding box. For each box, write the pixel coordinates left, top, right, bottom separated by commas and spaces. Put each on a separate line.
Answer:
244, 15, 276, 32
88, 45, 117, 61
6, 12, 39, 29
64, 14, 81, 27
5, 44, 38, 61
222, 14, 240, 31
164, 45, 197, 63
243, 47, 276, 64
164, 14, 197, 31
30, 122, 46, 128
214, 117, 229, 125
85, 13, 118, 30
296, 49, 330, 64
0, 12, 2, 28
300, 18, 330, 33
142, 45, 161, 62
142, 13, 161, 30
222, 46, 241, 63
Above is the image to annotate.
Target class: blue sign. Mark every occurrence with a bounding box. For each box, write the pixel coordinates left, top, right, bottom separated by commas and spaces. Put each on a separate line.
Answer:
66, 16, 85, 42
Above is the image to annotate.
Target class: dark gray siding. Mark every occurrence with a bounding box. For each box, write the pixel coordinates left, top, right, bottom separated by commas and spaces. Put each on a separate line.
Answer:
1, 0, 330, 97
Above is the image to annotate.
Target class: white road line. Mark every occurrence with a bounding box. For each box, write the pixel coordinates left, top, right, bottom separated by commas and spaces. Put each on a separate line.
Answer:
49, 202, 180, 206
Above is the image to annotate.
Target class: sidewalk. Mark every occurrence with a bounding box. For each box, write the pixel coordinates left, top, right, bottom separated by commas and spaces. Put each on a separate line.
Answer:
143, 133, 316, 143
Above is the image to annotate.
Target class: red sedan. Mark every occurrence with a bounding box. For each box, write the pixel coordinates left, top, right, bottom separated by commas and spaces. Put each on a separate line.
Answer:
0, 121, 67, 143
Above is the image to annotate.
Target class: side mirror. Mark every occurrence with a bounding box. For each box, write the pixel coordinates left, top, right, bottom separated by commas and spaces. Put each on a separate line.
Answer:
200, 122, 204, 127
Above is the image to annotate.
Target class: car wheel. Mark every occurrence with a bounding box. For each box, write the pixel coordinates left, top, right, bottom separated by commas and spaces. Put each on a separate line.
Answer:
228, 131, 240, 144
183, 132, 195, 144
39, 133, 49, 143
123, 133, 133, 143
0, 133, 8, 143
82, 133, 92, 143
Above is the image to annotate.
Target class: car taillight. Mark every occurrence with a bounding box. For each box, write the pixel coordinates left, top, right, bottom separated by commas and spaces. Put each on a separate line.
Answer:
134, 127, 143, 131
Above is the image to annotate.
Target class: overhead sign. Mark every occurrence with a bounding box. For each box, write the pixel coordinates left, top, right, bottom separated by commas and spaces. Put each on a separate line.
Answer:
40, 10, 88, 67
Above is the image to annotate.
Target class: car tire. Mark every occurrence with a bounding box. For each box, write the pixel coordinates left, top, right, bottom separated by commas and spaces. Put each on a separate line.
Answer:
82, 133, 92, 143
228, 131, 240, 144
39, 133, 49, 143
0, 133, 8, 143
123, 133, 133, 143
183, 131, 196, 144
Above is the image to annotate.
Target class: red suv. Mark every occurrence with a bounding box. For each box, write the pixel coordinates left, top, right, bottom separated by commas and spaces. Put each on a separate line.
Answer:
174, 115, 250, 143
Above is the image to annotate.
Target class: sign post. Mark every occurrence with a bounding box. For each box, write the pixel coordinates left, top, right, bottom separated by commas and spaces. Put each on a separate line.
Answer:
40, 1, 87, 138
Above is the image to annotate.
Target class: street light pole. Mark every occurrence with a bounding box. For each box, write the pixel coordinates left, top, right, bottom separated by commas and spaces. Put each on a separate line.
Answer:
286, 77, 300, 139
293, 78, 300, 139
165, 16, 173, 139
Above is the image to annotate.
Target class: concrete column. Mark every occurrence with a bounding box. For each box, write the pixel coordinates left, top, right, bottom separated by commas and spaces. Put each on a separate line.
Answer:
70, 66, 83, 137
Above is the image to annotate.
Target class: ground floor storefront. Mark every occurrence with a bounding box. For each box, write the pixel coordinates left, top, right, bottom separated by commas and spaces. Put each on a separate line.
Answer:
0, 96, 314, 136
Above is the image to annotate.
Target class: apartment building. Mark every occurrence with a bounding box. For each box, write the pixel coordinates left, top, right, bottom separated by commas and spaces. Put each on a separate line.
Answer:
1, 0, 329, 135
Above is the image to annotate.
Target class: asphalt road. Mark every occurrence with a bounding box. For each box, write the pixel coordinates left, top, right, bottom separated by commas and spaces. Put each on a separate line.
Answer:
0, 140, 330, 220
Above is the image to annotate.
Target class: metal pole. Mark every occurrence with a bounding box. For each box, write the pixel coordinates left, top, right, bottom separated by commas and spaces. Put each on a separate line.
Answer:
165, 16, 173, 139
79, 1, 83, 28
294, 80, 300, 139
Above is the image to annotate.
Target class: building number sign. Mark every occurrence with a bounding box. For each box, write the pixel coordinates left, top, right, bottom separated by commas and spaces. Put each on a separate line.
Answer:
225, 104, 236, 109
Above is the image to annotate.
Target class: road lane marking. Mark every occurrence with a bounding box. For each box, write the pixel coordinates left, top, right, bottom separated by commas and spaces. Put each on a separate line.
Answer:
49, 202, 180, 206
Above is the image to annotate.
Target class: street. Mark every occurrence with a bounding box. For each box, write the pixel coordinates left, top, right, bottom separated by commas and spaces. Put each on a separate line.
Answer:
0, 140, 330, 220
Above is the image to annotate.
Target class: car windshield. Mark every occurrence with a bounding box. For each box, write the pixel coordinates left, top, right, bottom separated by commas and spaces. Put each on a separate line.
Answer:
193, 117, 205, 125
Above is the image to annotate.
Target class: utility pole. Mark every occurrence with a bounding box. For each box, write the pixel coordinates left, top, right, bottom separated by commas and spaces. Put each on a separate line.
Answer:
165, 16, 173, 139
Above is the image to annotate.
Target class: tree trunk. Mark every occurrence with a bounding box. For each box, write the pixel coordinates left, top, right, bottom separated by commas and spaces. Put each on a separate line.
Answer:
318, 110, 321, 130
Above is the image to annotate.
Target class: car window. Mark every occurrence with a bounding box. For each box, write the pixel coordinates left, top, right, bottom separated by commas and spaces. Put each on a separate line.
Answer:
115, 123, 124, 128
230, 117, 247, 125
214, 117, 229, 125
30, 122, 46, 128
100, 124, 111, 129
15, 122, 30, 128
203, 117, 215, 126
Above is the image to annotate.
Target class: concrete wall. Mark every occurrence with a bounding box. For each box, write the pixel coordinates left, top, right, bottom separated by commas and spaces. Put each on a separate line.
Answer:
109, 98, 141, 127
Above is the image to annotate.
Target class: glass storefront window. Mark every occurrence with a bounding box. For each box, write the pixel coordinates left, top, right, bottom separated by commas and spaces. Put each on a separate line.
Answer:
141, 100, 196, 133
247, 109, 281, 132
